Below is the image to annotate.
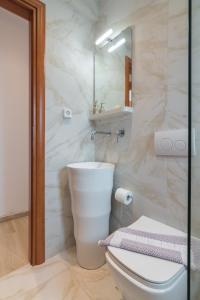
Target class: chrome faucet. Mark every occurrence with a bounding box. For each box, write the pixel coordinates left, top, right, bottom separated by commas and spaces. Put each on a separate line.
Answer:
116, 129, 125, 142
91, 129, 111, 141
90, 129, 125, 142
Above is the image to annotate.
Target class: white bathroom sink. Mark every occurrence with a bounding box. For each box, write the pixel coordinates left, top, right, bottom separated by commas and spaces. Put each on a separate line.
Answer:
67, 161, 115, 269
67, 161, 114, 170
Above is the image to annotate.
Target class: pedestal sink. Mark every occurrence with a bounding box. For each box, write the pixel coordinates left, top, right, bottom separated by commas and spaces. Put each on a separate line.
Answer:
67, 162, 115, 269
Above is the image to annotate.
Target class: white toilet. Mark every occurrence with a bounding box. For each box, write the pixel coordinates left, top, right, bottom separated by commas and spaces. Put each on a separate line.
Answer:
105, 216, 187, 300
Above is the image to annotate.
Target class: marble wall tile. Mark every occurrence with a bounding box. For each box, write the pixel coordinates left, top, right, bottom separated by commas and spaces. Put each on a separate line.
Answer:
95, 0, 189, 233
43, 0, 190, 263
45, 0, 98, 258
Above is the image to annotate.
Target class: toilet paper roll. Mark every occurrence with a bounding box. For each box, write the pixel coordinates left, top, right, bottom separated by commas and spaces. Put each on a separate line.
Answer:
115, 188, 133, 205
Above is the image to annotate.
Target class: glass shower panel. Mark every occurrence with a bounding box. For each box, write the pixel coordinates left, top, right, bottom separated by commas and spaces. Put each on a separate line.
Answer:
191, 0, 200, 299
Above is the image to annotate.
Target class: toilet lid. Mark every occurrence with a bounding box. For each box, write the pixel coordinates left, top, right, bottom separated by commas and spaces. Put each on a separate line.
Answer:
108, 216, 186, 284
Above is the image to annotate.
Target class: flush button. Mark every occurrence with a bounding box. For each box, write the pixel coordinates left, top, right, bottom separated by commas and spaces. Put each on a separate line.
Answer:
160, 138, 173, 151
175, 140, 186, 151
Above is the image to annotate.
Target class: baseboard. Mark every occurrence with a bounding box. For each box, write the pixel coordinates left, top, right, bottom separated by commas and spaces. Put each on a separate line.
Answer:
0, 211, 29, 223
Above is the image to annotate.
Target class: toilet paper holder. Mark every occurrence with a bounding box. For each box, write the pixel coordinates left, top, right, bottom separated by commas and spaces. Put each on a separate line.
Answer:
114, 188, 133, 205
113, 189, 133, 200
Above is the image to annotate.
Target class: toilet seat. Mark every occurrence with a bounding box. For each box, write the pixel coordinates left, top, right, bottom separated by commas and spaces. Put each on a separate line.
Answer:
107, 216, 186, 288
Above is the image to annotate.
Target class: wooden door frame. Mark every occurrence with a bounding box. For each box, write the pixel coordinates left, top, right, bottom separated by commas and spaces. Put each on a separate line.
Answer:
125, 55, 132, 107
0, 0, 45, 265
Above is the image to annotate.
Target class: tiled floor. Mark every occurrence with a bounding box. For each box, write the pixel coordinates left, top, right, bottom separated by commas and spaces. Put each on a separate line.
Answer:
0, 247, 122, 300
0, 216, 28, 277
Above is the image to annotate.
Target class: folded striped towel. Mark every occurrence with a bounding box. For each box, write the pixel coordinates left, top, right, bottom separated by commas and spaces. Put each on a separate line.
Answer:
98, 227, 200, 271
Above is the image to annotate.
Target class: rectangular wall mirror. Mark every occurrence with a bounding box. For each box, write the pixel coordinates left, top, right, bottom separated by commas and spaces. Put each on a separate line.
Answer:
94, 26, 133, 114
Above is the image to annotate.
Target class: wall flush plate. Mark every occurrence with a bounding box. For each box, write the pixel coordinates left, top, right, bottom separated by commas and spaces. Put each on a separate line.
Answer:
154, 129, 196, 157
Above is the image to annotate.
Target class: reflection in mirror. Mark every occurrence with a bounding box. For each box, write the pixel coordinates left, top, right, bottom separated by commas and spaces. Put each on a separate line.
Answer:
94, 27, 133, 114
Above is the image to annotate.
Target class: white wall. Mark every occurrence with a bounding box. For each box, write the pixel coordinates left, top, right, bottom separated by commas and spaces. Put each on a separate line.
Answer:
0, 8, 29, 218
